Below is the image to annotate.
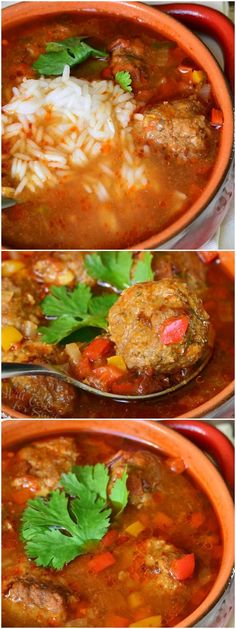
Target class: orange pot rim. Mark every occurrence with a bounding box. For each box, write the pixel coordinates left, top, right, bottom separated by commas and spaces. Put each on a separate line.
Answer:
2, 0, 234, 249
2, 418, 234, 628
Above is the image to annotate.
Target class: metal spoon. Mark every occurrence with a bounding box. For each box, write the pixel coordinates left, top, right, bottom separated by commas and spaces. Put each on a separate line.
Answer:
2, 196, 17, 209
2, 188, 17, 209
2, 349, 212, 401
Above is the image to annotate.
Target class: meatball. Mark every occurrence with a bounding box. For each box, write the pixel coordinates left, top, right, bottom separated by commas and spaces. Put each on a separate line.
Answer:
109, 37, 149, 91
108, 279, 211, 373
135, 97, 213, 159
2, 578, 70, 627
2, 375, 77, 418
108, 450, 162, 508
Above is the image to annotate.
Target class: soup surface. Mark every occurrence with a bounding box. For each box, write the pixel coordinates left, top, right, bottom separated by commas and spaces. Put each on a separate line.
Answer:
2, 13, 222, 249
1, 251, 234, 418
2, 432, 223, 627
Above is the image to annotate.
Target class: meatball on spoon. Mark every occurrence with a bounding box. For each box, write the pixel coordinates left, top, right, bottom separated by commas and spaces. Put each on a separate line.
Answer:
2, 279, 213, 401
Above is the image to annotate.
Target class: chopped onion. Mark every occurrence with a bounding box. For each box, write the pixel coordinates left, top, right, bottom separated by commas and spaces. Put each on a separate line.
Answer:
199, 83, 211, 101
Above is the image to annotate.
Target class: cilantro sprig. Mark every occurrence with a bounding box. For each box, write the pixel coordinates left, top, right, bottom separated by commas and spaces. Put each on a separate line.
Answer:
21, 463, 129, 570
84, 252, 154, 290
39, 284, 118, 344
33, 37, 107, 76
115, 70, 132, 93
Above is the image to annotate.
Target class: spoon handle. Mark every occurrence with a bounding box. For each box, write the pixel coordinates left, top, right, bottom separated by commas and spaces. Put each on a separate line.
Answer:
2, 362, 50, 378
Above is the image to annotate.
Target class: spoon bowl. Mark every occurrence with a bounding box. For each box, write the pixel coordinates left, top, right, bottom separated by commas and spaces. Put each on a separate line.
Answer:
2, 348, 212, 401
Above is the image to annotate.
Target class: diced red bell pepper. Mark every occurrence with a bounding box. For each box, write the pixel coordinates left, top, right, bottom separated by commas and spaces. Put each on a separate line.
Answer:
160, 316, 189, 345
88, 551, 116, 573
101, 529, 118, 548
88, 365, 125, 390
170, 553, 195, 580
83, 337, 114, 361
197, 251, 218, 264
111, 379, 139, 395
211, 108, 223, 127
101, 67, 113, 80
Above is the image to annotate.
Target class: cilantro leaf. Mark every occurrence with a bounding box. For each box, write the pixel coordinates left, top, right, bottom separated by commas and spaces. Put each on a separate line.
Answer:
84, 252, 154, 290
33, 37, 107, 76
39, 283, 118, 344
21, 463, 129, 570
110, 469, 129, 515
115, 71, 132, 93
84, 252, 133, 290
41, 284, 92, 318
23, 529, 83, 570
133, 252, 154, 283
72, 463, 109, 501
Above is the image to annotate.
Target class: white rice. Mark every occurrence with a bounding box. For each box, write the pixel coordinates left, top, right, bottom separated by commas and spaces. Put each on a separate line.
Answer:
2, 65, 148, 198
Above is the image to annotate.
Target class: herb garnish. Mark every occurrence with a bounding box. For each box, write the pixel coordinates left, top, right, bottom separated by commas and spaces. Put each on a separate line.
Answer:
115, 70, 132, 93
39, 284, 118, 344
21, 463, 129, 570
84, 251, 154, 290
33, 37, 107, 76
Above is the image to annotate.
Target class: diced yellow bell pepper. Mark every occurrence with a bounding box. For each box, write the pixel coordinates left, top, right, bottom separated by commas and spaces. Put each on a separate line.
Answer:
57, 269, 74, 286
2, 260, 25, 277
128, 592, 144, 609
129, 615, 162, 628
107, 355, 127, 371
2, 326, 23, 351
125, 521, 145, 537
192, 70, 205, 84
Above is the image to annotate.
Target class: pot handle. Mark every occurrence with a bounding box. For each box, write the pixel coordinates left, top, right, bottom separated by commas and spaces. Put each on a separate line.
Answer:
164, 420, 234, 492
158, 3, 234, 89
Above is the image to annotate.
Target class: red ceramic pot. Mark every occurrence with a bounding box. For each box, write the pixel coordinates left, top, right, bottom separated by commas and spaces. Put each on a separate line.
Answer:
2, 419, 234, 628
2, 1, 234, 250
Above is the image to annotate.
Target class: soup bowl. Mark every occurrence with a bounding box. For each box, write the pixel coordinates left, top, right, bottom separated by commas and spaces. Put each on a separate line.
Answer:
2, 418, 234, 628
1, 251, 234, 420
2, 1, 234, 250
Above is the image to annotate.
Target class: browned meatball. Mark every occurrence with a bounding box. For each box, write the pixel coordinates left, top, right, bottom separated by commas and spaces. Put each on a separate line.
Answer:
2, 375, 77, 418
108, 279, 211, 373
15, 437, 77, 495
109, 37, 149, 91
135, 97, 213, 159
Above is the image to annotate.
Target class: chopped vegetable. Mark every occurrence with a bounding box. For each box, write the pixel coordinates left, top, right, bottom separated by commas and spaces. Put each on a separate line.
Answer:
39, 284, 118, 344
107, 355, 127, 371
125, 521, 145, 537
88, 365, 125, 388
210, 108, 223, 127
170, 553, 195, 580
192, 70, 205, 84
88, 550, 116, 572
2, 260, 25, 276
83, 337, 114, 360
21, 463, 129, 570
129, 615, 162, 628
197, 251, 218, 264
115, 70, 132, 93
110, 469, 129, 515
2, 325, 23, 351
84, 252, 154, 290
159, 316, 189, 345
33, 37, 107, 76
